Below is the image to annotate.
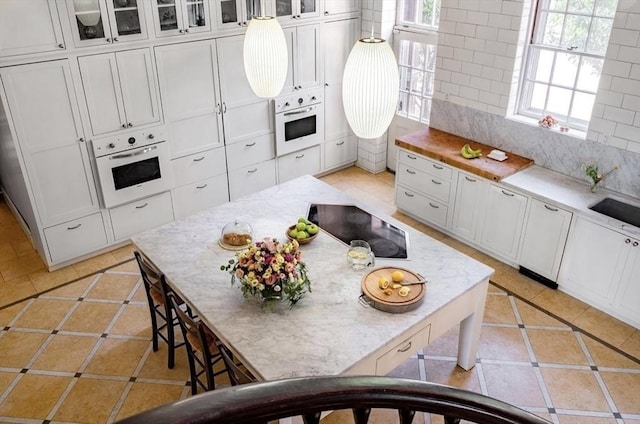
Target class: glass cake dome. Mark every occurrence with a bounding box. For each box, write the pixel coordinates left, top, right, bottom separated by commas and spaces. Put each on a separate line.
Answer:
220, 220, 254, 248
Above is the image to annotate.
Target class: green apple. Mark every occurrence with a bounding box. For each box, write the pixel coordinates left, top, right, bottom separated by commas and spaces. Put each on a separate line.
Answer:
288, 228, 298, 238
307, 224, 319, 235
298, 217, 308, 223
295, 221, 307, 231
296, 230, 309, 239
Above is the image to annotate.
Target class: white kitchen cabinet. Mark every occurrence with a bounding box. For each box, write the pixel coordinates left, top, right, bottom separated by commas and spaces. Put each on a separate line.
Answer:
323, 18, 359, 141
150, 0, 210, 37
323, 135, 356, 171
0, 60, 100, 227
228, 159, 277, 200
78, 48, 160, 136
277, 145, 320, 183
451, 171, 489, 242
109, 191, 174, 241
283, 24, 321, 93
0, 0, 66, 57
171, 147, 228, 187
396, 185, 449, 228
155, 40, 224, 159
65, 0, 147, 47
273, 0, 319, 22
479, 184, 528, 261
225, 134, 275, 171
611, 237, 640, 327
214, 0, 264, 30
172, 174, 230, 219
44, 212, 109, 265
518, 198, 573, 282
323, 0, 360, 16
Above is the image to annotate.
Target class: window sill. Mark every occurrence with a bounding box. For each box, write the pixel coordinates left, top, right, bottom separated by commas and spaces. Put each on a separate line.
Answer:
506, 114, 587, 140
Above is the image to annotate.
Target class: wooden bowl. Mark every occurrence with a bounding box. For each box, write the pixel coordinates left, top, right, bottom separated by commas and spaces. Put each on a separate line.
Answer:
286, 225, 319, 245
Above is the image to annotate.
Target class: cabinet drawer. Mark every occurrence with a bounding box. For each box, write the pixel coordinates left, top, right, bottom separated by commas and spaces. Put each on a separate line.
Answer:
229, 160, 277, 201
277, 146, 321, 183
110, 191, 174, 241
225, 134, 275, 171
376, 324, 431, 375
397, 164, 451, 203
398, 150, 452, 181
172, 174, 229, 219
44, 212, 109, 265
324, 136, 357, 170
396, 185, 448, 228
171, 147, 227, 187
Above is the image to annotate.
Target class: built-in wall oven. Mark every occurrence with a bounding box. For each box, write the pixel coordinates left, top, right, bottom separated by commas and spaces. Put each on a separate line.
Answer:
274, 87, 324, 156
92, 127, 172, 208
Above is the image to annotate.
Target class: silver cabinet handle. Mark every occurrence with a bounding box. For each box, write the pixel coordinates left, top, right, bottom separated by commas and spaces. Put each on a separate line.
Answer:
407, 154, 417, 160
397, 341, 412, 352
193, 156, 205, 162
58, 43, 65, 49
406, 169, 416, 175
429, 202, 439, 208
432, 164, 443, 170
78, 137, 85, 142
113, 37, 119, 42
245, 142, 256, 147
404, 191, 414, 198
431, 179, 441, 185
185, 28, 190, 33
222, 102, 227, 113
501, 190, 514, 197
284, 106, 315, 116
336, 141, 344, 146
196, 184, 207, 189
135, 203, 148, 209
111, 145, 157, 159
127, 122, 133, 127
179, 29, 185, 33
625, 238, 631, 244
67, 223, 81, 230
633, 241, 639, 247
295, 154, 305, 159
544, 204, 558, 212
106, 38, 112, 43
324, 11, 329, 15
247, 168, 258, 173
465, 176, 476, 182
122, 123, 127, 128
216, 103, 221, 115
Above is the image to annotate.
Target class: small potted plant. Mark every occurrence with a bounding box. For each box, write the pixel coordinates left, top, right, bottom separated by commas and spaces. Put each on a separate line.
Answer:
582, 161, 619, 193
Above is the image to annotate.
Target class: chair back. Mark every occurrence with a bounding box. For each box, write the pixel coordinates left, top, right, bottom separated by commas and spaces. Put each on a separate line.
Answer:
134, 251, 166, 305
219, 345, 255, 386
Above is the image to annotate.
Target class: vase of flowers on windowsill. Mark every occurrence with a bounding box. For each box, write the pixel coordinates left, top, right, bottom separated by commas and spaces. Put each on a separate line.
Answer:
221, 237, 311, 310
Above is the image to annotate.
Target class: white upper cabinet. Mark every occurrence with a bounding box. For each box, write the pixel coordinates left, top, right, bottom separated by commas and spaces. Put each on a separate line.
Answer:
78, 48, 160, 136
214, 0, 265, 30
65, 0, 147, 47
283, 23, 320, 93
323, 0, 360, 16
0, 0, 66, 57
273, 0, 319, 22
151, 0, 211, 37
0, 60, 99, 226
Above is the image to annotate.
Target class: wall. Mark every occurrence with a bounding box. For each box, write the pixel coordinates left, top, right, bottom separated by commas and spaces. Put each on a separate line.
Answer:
430, 0, 640, 198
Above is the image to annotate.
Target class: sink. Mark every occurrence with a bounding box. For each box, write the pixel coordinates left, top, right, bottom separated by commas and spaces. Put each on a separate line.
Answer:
589, 198, 640, 228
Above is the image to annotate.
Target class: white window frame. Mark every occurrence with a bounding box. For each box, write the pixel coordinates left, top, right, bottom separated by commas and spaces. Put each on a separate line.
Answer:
396, 0, 441, 32
518, 0, 617, 132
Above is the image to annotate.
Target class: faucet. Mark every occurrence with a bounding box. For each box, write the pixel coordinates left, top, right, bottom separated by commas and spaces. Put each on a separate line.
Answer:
582, 161, 619, 192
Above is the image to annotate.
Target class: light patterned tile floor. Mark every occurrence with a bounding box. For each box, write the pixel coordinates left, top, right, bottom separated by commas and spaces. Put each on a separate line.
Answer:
0, 166, 639, 423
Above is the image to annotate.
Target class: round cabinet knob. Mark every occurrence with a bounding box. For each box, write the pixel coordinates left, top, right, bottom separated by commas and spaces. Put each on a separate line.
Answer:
127, 122, 133, 127
634, 241, 639, 247
108, 143, 116, 149
128, 137, 136, 145
148, 133, 155, 139
284, 102, 290, 107
113, 37, 119, 42
58, 43, 65, 49
625, 238, 631, 244
311, 96, 316, 101
298, 98, 303, 104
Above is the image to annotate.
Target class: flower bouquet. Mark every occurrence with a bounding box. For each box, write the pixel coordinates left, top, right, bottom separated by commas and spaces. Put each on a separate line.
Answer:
538, 114, 558, 129
221, 237, 311, 308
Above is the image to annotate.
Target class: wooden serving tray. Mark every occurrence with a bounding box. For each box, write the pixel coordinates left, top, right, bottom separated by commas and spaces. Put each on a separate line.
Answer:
361, 267, 426, 311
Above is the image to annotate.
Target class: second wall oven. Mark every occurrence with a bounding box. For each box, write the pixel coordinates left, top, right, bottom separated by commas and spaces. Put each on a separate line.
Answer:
274, 87, 324, 156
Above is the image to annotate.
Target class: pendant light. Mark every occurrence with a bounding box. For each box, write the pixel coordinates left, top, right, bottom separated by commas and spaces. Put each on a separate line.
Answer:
243, 8, 288, 99
342, 26, 399, 139
73, 0, 101, 26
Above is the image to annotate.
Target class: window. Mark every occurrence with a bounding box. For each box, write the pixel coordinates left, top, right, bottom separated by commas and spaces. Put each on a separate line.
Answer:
396, 37, 437, 124
397, 0, 441, 30
519, 0, 617, 131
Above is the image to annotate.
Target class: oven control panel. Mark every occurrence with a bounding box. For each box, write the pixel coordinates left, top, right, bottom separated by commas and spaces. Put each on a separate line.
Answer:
274, 88, 324, 113
92, 127, 166, 157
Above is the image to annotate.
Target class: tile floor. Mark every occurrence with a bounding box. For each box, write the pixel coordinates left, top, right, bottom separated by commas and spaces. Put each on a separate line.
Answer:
0, 166, 639, 424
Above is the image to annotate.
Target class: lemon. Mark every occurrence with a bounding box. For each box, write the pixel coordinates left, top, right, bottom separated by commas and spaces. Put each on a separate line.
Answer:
391, 270, 404, 283
348, 250, 359, 258
398, 286, 411, 297
377, 277, 389, 289
356, 252, 368, 259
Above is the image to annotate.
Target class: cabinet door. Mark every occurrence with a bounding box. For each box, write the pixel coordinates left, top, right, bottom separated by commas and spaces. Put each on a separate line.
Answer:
558, 217, 626, 303
277, 145, 320, 183
228, 159, 277, 200
67, 0, 146, 47
152, 0, 210, 36
106, 0, 147, 41
612, 239, 640, 326
216, 36, 260, 109
451, 172, 488, 242
214, 0, 244, 29
0, 0, 66, 57
0, 61, 99, 226
295, 24, 320, 90
116, 49, 161, 129
519, 199, 573, 281
44, 212, 108, 265
479, 185, 527, 261
323, 0, 360, 15
323, 136, 356, 170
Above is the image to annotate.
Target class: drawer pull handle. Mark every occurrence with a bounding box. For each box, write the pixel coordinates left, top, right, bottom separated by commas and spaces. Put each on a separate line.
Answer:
135, 203, 148, 209
404, 191, 414, 198
193, 157, 205, 162
397, 341, 412, 352
432, 164, 443, 170
336, 141, 345, 146
544, 204, 558, 212
196, 184, 208, 189
625, 238, 631, 244
406, 169, 416, 175
501, 190, 514, 197
245, 142, 256, 147
248, 168, 258, 173
407, 154, 417, 160
431, 179, 441, 185
67, 224, 82, 230
633, 241, 639, 247
295, 154, 305, 159
464, 176, 476, 182
429, 202, 439, 209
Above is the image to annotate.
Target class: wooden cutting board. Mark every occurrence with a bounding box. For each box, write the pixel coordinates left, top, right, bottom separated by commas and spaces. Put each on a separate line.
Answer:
361, 267, 426, 312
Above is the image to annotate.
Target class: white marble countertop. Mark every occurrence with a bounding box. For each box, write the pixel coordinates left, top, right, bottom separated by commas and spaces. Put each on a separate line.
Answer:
132, 175, 494, 381
501, 165, 640, 237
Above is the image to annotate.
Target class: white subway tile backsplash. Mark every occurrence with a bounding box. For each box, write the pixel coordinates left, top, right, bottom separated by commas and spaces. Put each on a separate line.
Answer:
614, 122, 639, 141
488, 13, 512, 29
623, 94, 640, 111
603, 105, 636, 125
442, 58, 463, 72
604, 60, 632, 78
469, 75, 492, 91
630, 64, 640, 79
476, 26, 499, 41
609, 28, 640, 47
617, 46, 640, 62
459, 86, 480, 101
597, 89, 625, 107
455, 22, 477, 37
453, 48, 474, 62
451, 73, 471, 86
473, 51, 495, 66
467, 11, 489, 26
610, 76, 640, 93
501, 1, 524, 17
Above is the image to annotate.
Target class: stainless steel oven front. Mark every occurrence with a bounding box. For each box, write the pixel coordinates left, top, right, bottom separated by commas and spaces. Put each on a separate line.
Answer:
92, 127, 172, 208
274, 87, 324, 156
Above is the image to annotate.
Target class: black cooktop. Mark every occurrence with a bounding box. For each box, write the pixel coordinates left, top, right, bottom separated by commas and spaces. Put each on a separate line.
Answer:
307, 203, 408, 259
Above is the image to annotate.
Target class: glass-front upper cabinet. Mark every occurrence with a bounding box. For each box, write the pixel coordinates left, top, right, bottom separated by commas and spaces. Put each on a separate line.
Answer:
66, 0, 147, 47
274, 0, 318, 22
151, 0, 210, 37
214, 0, 264, 30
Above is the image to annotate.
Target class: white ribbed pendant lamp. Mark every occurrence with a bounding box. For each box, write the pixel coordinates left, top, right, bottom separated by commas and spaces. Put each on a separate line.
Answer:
342, 26, 399, 139
243, 12, 288, 99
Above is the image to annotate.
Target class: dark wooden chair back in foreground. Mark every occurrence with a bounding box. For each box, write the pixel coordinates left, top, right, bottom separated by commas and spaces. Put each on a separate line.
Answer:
134, 251, 185, 369
116, 375, 552, 424
219, 344, 255, 386
168, 292, 227, 394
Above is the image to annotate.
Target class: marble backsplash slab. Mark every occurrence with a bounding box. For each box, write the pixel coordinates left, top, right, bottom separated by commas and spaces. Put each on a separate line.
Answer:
429, 99, 640, 199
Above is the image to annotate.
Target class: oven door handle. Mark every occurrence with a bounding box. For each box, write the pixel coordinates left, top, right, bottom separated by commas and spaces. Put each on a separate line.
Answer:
110, 145, 157, 160
283, 106, 315, 116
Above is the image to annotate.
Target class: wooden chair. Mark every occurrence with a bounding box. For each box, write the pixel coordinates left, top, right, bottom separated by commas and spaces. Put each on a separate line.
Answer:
134, 251, 185, 369
219, 344, 255, 386
168, 293, 228, 394
116, 375, 553, 424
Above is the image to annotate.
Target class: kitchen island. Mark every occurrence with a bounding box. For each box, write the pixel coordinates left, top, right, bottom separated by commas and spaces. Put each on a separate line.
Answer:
131, 175, 494, 381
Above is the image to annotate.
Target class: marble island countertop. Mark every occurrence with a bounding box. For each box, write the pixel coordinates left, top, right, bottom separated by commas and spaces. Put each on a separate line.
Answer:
132, 175, 494, 381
